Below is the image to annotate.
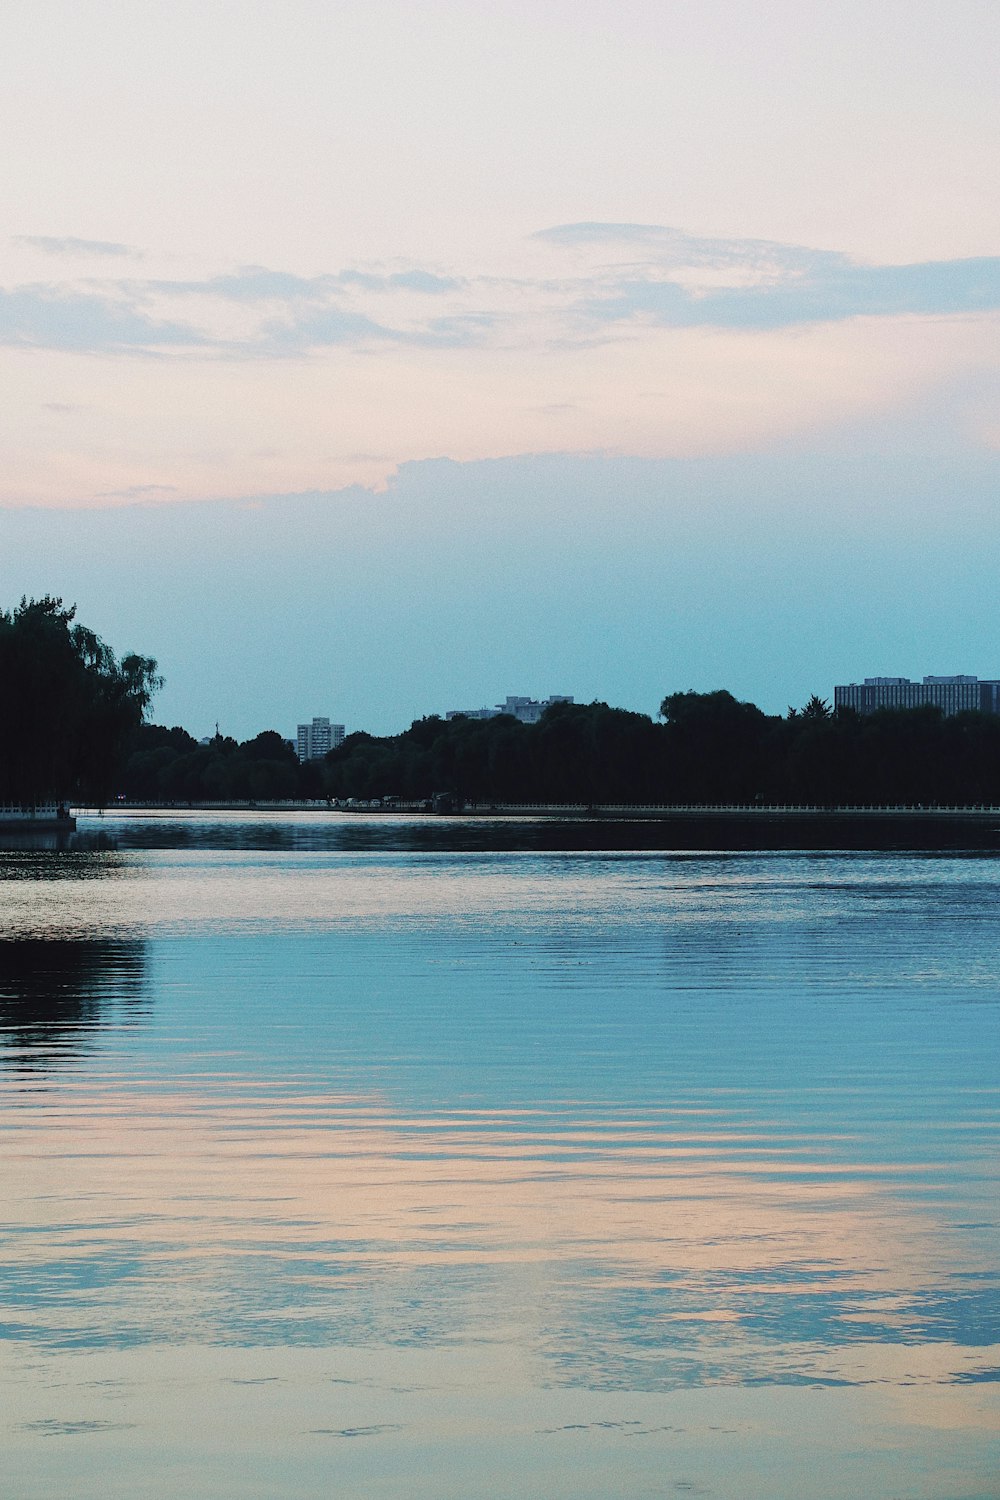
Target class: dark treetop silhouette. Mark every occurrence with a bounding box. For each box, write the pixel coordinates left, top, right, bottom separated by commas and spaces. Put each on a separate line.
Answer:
0, 596, 160, 806
120, 691, 1000, 809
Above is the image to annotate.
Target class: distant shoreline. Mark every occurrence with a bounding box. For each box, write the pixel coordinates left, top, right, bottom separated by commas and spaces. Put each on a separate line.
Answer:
74, 802, 1000, 821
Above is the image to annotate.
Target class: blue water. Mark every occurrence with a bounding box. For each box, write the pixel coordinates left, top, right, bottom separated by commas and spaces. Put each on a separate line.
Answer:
1, 813, 997, 1498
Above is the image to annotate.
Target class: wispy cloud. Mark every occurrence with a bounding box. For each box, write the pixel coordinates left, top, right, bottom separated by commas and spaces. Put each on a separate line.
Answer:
407, 312, 498, 348
153, 267, 338, 302
96, 483, 180, 501
0, 286, 203, 351
1, 227, 996, 359
14, 235, 136, 258
253, 305, 390, 353
0, 260, 493, 356
336, 269, 463, 294
96, 482, 179, 501
537, 223, 1000, 331
536, 222, 671, 246
152, 265, 464, 303
534, 221, 842, 277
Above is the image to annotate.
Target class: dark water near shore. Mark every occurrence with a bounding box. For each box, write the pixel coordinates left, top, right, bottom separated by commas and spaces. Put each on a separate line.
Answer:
1, 813, 998, 1498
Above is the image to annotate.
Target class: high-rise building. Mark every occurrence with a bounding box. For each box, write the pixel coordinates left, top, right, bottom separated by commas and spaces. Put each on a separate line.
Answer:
834, 676, 1000, 717
296, 717, 346, 761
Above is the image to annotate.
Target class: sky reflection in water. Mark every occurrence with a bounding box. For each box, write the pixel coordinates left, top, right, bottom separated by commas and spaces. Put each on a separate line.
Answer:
1, 814, 998, 1499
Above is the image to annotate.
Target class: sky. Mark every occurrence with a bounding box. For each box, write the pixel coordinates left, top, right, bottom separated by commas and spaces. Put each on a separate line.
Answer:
1, 0, 998, 737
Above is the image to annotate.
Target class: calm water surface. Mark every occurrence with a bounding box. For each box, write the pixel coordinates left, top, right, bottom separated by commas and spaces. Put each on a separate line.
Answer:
1, 813, 998, 1499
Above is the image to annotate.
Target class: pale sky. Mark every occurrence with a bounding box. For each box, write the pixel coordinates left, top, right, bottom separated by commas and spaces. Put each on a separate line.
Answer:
2, 1, 998, 734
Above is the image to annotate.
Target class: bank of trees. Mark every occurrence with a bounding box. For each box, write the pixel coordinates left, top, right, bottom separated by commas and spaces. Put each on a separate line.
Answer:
0, 597, 159, 805
17, 590, 996, 809
654, 691, 1000, 805
123, 725, 304, 802
119, 692, 1000, 807
317, 694, 1000, 806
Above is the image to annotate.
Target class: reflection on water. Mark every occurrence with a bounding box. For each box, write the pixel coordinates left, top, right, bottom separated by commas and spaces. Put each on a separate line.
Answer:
1, 815, 998, 1499
0, 829, 119, 855
86, 806, 1000, 852
0, 938, 148, 1069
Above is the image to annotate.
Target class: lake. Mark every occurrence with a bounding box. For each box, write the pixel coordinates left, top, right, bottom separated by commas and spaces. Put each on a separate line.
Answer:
1, 812, 998, 1499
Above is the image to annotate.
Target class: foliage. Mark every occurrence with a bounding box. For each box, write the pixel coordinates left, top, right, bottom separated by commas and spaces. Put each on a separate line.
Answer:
0, 597, 160, 804
317, 695, 1000, 808
108, 689, 1000, 809
122, 724, 301, 802
33, 587, 992, 810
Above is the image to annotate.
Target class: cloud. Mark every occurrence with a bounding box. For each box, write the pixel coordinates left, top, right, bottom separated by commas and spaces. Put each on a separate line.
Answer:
584, 255, 1000, 331
1, 227, 997, 359
535, 221, 840, 276
95, 483, 179, 501
154, 266, 464, 303
336, 269, 464, 294
14, 235, 136, 258
535, 222, 673, 247
0, 272, 430, 356
0, 286, 203, 352
135, 264, 472, 352
539, 222, 1000, 331
156, 267, 339, 302
407, 312, 497, 349
254, 304, 390, 352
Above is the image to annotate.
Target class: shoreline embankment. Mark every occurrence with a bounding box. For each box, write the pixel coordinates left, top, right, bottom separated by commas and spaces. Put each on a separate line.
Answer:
74, 801, 1000, 822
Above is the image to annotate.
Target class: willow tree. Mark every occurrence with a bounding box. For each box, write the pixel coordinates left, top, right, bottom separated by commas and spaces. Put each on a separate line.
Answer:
0, 597, 160, 805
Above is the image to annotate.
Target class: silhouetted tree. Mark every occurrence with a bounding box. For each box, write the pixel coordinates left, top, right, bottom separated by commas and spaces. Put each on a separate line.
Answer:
659, 690, 775, 802
0, 597, 159, 804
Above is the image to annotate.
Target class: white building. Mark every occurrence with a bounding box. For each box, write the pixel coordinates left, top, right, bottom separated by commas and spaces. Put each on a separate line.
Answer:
834, 676, 1000, 717
445, 695, 573, 725
296, 717, 346, 761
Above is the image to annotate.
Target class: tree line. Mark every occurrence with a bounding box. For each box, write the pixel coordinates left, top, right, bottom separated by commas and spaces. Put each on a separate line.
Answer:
123, 692, 1000, 808
7, 597, 1000, 809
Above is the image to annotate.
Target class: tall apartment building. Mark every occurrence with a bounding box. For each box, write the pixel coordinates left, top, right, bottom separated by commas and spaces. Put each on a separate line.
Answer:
296, 716, 346, 762
445, 694, 574, 725
834, 676, 1000, 717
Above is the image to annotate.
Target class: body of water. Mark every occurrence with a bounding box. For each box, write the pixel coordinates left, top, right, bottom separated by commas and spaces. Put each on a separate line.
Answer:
1, 813, 998, 1498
